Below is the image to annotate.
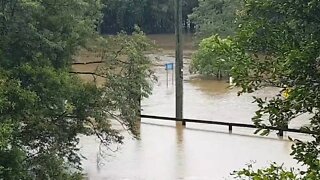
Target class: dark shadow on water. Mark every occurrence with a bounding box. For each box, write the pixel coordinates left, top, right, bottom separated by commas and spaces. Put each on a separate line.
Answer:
187, 79, 232, 96
175, 122, 186, 179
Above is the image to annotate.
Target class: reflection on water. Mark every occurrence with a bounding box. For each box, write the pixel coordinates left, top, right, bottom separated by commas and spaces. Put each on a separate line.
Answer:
188, 78, 230, 96
81, 122, 297, 179
175, 123, 186, 179
81, 35, 309, 179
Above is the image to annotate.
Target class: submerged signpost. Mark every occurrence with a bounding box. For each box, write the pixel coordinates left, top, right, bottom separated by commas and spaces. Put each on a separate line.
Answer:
165, 63, 174, 87
175, 0, 185, 125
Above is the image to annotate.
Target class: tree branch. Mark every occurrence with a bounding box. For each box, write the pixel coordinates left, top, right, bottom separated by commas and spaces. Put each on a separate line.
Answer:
69, 71, 107, 78
72, 61, 104, 65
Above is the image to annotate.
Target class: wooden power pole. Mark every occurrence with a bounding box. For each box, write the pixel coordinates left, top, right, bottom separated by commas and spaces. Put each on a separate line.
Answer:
175, 0, 185, 126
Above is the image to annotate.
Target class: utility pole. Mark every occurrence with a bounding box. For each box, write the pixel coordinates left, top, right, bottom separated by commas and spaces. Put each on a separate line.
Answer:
175, 0, 185, 126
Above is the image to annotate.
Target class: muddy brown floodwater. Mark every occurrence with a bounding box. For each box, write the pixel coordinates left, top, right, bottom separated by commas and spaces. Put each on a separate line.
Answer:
80, 34, 310, 180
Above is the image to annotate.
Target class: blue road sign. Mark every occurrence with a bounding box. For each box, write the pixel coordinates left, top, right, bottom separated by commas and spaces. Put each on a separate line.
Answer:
165, 63, 174, 70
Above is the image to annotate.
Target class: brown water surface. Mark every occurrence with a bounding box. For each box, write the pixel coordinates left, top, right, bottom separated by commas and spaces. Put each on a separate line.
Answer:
80, 34, 309, 180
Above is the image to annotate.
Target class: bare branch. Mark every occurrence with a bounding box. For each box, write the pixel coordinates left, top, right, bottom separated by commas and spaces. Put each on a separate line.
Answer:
72, 61, 104, 65
69, 71, 107, 78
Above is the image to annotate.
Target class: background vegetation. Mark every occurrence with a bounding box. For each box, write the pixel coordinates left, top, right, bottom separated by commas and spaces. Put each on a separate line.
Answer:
189, 0, 241, 39
100, 0, 198, 34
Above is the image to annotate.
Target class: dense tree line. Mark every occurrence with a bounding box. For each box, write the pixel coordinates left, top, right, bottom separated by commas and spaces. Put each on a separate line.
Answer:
189, 0, 241, 39
101, 0, 198, 34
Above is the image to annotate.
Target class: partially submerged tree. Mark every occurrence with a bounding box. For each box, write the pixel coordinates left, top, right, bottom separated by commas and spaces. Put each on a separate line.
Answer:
0, 0, 153, 179
190, 35, 235, 79
189, 0, 243, 79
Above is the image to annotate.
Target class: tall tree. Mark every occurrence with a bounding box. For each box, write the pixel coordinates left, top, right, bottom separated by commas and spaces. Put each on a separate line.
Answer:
222, 0, 320, 178
189, 0, 241, 39
182, 0, 198, 32
101, 0, 146, 33
101, 0, 198, 34
0, 0, 153, 179
191, 0, 320, 178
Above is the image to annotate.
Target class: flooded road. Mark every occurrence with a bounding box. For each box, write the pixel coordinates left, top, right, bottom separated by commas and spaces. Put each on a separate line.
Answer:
81, 34, 309, 179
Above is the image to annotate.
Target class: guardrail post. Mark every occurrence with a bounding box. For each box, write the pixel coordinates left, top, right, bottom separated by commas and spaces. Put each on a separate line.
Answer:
229, 124, 232, 133
278, 124, 288, 137
278, 129, 283, 137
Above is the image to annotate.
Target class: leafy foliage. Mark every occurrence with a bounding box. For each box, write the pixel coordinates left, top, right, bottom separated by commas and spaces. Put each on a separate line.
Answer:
234, 163, 299, 180
190, 35, 236, 78
86, 29, 155, 137
229, 0, 320, 178
192, 0, 320, 178
0, 0, 153, 179
100, 0, 198, 34
189, 0, 241, 39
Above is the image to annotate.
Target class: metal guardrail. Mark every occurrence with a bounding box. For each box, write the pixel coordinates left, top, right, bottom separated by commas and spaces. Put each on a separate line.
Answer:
140, 114, 317, 136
